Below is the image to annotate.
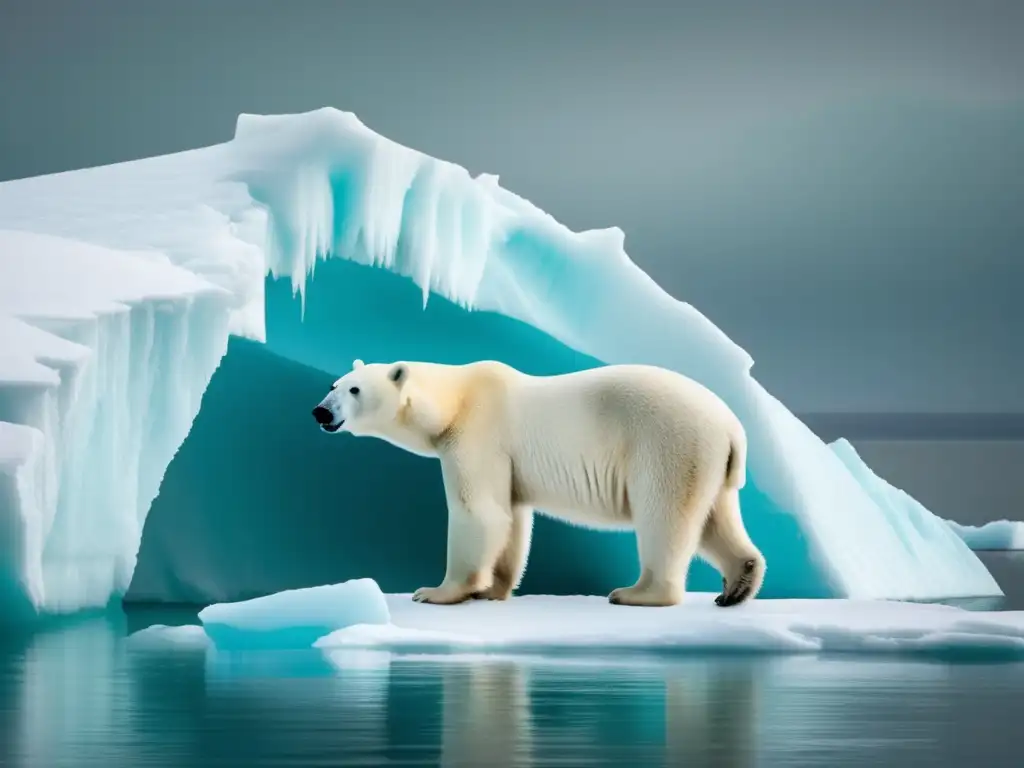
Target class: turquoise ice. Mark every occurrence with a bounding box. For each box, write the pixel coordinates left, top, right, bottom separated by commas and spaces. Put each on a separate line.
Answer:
199, 578, 390, 650
0, 107, 1003, 621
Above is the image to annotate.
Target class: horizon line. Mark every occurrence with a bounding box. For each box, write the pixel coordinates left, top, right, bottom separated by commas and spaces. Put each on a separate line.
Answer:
798, 412, 1024, 441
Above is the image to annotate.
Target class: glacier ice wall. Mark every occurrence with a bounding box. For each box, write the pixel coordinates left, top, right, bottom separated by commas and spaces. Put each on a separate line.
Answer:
0, 107, 1002, 612
0, 231, 231, 621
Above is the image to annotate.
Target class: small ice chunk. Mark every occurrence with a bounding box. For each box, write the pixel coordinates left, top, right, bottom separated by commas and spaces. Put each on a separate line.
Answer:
198, 578, 390, 650
125, 624, 211, 651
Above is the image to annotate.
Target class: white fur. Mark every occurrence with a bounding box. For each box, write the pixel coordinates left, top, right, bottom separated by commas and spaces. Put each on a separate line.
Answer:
315, 359, 765, 607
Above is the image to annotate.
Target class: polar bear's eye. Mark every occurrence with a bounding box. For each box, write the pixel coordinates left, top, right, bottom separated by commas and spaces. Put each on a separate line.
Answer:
349, 386, 360, 396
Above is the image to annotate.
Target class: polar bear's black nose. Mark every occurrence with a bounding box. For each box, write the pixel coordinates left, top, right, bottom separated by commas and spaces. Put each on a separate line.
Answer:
312, 406, 333, 425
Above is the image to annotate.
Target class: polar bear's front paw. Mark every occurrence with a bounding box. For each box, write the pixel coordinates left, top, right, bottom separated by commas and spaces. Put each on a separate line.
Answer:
608, 584, 682, 607
412, 584, 472, 605
473, 584, 513, 601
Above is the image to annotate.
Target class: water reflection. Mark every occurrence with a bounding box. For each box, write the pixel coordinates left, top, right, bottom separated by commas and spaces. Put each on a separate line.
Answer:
4, 614, 128, 767
3, 614, 1024, 766
436, 656, 534, 767
664, 661, 759, 767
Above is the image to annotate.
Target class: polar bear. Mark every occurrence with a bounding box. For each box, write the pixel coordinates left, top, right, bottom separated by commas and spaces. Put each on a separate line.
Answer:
312, 359, 766, 608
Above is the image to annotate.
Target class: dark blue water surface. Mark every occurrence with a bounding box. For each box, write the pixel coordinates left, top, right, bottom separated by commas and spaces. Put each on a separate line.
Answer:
2, 552, 1022, 767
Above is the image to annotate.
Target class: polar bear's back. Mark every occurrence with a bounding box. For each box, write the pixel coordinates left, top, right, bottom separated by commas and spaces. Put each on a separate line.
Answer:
514, 364, 739, 439
495, 363, 743, 525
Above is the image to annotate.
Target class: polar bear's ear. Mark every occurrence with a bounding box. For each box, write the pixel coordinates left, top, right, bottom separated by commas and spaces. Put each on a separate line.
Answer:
388, 363, 407, 385
352, 359, 364, 370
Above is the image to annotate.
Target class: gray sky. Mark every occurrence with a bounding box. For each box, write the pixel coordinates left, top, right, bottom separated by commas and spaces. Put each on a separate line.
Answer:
1, 0, 1022, 414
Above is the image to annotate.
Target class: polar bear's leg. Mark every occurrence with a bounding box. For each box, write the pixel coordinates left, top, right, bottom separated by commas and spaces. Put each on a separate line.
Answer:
413, 458, 513, 605
700, 488, 766, 607
477, 505, 534, 601
609, 481, 712, 607
412, 494, 512, 605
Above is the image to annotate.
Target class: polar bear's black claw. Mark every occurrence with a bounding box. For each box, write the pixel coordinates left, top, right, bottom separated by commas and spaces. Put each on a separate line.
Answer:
716, 559, 758, 607
715, 586, 750, 607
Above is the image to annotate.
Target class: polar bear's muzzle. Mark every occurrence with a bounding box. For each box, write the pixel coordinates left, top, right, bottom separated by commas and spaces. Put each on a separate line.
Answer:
312, 405, 344, 433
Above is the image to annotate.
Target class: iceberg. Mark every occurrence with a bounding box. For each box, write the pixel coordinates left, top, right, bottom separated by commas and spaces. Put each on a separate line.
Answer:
198, 578, 391, 650
946, 520, 1024, 551
0, 107, 1004, 618
0, 230, 231, 621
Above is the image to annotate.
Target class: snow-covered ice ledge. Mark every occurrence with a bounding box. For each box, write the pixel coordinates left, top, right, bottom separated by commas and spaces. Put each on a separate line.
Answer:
128, 588, 1024, 663
317, 594, 1024, 661
0, 107, 1007, 617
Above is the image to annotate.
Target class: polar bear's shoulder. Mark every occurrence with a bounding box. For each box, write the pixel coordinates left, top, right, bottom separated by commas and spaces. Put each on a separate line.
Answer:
401, 360, 519, 436
409, 359, 520, 396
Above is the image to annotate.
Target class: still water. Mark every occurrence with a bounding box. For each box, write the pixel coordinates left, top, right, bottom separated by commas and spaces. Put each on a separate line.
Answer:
2, 552, 1023, 768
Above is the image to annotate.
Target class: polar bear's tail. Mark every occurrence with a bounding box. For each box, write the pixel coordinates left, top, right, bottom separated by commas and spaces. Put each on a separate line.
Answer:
724, 432, 747, 490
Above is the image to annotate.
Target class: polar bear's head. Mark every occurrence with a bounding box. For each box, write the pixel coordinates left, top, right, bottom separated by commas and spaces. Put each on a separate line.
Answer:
312, 358, 407, 435
312, 359, 443, 456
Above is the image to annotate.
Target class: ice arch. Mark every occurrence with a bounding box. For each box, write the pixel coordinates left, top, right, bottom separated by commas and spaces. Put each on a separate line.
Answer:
0, 108, 1000, 622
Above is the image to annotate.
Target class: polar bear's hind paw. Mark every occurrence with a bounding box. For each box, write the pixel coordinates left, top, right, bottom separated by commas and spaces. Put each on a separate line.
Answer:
715, 558, 760, 607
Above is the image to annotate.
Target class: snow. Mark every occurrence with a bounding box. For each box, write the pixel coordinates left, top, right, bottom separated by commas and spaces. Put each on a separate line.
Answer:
313, 593, 1024, 661
947, 519, 1024, 551
198, 578, 391, 650
0, 230, 232, 620
0, 106, 1004, 613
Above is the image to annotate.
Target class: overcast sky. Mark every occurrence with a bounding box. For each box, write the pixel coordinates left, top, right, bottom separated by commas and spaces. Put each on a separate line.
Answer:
1, 0, 1021, 414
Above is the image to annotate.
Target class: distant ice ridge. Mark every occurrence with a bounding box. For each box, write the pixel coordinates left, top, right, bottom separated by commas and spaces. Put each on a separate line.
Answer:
0, 107, 1002, 608
0, 230, 231, 620
829, 438, 1024, 551
946, 520, 1024, 551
